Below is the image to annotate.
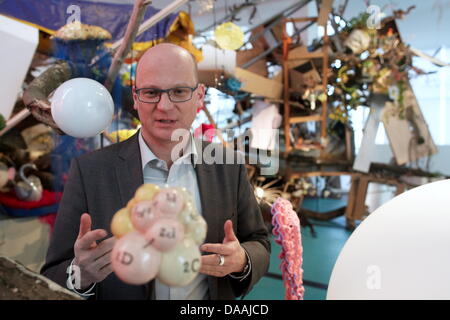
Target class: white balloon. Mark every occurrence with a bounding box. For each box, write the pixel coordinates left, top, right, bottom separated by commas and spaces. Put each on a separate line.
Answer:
51, 78, 114, 138
185, 216, 207, 245
327, 179, 450, 300
158, 238, 201, 287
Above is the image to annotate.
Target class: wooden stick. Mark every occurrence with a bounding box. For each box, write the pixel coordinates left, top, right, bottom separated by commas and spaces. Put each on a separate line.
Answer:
110, 0, 189, 52
104, 0, 151, 91
0, 109, 31, 137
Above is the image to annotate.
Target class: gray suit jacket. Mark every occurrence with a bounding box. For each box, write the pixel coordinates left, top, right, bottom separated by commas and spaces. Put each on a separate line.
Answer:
41, 132, 270, 300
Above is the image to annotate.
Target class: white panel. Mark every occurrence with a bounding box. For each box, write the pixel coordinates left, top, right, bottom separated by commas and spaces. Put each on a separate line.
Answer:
0, 15, 39, 120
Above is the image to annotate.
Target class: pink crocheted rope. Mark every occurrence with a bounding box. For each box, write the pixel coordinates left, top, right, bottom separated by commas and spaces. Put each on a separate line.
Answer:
271, 197, 305, 300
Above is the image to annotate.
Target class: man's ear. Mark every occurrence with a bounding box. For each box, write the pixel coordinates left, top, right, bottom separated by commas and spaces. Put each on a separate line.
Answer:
196, 83, 206, 102
132, 86, 138, 110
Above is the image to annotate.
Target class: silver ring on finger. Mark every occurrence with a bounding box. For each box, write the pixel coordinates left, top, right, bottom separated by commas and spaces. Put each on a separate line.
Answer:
217, 254, 225, 266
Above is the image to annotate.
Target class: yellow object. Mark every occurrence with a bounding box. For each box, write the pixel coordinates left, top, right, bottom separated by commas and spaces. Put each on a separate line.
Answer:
126, 198, 138, 210
130, 11, 203, 62
214, 22, 244, 51
108, 129, 138, 142
111, 208, 134, 237
134, 184, 161, 202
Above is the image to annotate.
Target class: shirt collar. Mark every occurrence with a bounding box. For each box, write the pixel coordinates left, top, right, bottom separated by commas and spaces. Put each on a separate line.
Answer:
138, 130, 198, 170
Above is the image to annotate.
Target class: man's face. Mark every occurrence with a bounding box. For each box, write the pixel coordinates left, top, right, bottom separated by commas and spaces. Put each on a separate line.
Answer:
133, 50, 205, 143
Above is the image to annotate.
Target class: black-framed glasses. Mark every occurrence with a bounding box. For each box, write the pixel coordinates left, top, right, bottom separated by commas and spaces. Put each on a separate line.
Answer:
135, 84, 199, 103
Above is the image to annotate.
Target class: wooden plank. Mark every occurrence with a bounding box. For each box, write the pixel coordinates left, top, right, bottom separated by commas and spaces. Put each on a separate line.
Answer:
287, 17, 318, 23
235, 67, 283, 99
269, 99, 306, 109
289, 114, 322, 123
0, 109, 31, 137
294, 144, 323, 151
353, 175, 369, 220
317, 0, 333, 27
345, 174, 360, 229
287, 46, 324, 69
345, 126, 353, 162
288, 171, 352, 179
289, 51, 325, 61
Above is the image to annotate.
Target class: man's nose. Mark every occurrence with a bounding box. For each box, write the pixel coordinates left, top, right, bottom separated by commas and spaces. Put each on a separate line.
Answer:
155, 92, 174, 111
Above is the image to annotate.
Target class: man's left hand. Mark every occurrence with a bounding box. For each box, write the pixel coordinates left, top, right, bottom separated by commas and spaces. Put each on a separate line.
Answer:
199, 220, 247, 277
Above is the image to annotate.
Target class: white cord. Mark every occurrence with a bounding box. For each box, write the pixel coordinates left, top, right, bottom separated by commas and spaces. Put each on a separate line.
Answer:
66, 258, 96, 298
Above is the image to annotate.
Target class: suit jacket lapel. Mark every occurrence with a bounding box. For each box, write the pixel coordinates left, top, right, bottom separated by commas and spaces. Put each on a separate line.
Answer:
116, 132, 144, 207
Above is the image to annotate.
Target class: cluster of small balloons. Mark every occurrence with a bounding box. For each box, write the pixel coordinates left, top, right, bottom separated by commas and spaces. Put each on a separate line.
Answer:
110, 184, 207, 286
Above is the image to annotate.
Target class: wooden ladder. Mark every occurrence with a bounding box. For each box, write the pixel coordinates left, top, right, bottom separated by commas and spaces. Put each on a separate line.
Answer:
282, 0, 333, 155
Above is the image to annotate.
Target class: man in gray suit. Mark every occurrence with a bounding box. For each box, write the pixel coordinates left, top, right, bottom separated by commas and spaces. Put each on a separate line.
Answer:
41, 43, 270, 300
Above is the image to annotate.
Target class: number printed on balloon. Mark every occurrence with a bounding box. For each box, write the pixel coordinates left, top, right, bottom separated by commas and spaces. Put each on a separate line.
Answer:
153, 188, 185, 216
111, 232, 162, 285
158, 238, 201, 287
144, 218, 184, 252
116, 251, 134, 266
183, 258, 200, 273
130, 201, 160, 232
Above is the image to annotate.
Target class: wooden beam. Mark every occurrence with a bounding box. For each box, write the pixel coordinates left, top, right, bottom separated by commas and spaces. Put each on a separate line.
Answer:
105, 0, 150, 91
235, 67, 283, 99
288, 171, 352, 179
269, 99, 307, 109
288, 51, 325, 61
0, 109, 30, 137
286, 17, 318, 23
289, 114, 322, 123
110, 0, 188, 51
317, 0, 333, 27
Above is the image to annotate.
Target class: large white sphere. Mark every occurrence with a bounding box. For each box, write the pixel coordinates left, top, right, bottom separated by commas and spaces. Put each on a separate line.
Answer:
51, 78, 114, 138
327, 179, 450, 300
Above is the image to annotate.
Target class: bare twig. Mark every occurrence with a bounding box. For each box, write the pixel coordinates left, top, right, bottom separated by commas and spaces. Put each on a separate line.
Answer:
104, 0, 151, 91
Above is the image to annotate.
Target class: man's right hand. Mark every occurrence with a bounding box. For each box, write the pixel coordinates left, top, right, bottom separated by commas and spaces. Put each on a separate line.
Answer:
73, 213, 116, 290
